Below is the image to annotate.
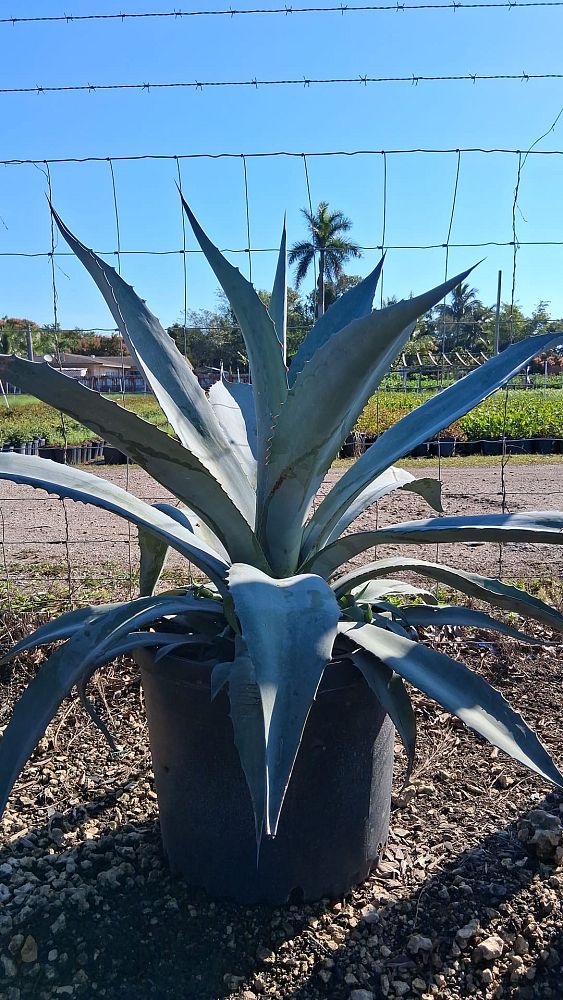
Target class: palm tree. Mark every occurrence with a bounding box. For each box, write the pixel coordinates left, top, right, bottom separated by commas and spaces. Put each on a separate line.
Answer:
435, 282, 490, 353
289, 201, 362, 318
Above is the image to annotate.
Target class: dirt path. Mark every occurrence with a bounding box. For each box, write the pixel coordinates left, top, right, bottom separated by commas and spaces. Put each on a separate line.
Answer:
1, 461, 563, 595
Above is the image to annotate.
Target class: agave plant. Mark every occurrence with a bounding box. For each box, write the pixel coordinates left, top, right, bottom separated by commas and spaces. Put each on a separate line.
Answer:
1, 195, 563, 862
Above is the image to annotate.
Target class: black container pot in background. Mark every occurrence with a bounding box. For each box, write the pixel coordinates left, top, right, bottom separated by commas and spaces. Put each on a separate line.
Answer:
507, 438, 534, 455
455, 440, 478, 457
535, 438, 556, 455
482, 440, 504, 456
104, 445, 128, 465
137, 650, 394, 904
409, 442, 428, 458
429, 438, 456, 458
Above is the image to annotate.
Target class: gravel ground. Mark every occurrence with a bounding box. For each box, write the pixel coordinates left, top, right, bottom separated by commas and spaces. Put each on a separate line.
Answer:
1, 611, 563, 999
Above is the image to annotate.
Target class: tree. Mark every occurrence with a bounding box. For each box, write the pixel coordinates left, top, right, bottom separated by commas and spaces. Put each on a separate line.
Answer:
289, 201, 362, 318
433, 283, 492, 353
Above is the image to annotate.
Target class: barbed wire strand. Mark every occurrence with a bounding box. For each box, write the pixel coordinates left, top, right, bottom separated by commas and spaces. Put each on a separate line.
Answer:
2, 147, 563, 166
44, 161, 73, 605
2, 73, 562, 96
2, 2, 562, 26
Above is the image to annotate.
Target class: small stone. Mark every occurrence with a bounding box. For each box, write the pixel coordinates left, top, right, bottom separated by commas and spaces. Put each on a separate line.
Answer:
1, 954, 18, 977
350, 991, 374, 1000
51, 913, 66, 934
256, 945, 275, 964
514, 935, 529, 956
456, 919, 480, 946
8, 934, 25, 955
318, 969, 332, 984
412, 980, 427, 992
0, 883, 11, 902
392, 983, 410, 997
408, 934, 433, 955
481, 969, 493, 985
48, 949, 58, 962
242, 993, 258, 1000
20, 935, 38, 963
474, 935, 504, 962
360, 904, 379, 924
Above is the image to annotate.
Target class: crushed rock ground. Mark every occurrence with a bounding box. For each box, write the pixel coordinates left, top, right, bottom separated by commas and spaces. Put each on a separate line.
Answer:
1, 606, 563, 1000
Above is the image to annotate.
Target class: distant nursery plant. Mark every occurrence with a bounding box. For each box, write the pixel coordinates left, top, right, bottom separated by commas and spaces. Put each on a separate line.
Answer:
1, 194, 563, 903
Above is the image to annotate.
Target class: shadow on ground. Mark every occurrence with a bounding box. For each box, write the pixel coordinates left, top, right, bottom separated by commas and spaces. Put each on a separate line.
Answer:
1, 786, 562, 1000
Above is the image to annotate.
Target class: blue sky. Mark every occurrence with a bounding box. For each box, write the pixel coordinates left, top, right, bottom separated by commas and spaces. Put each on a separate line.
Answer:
1, 0, 563, 332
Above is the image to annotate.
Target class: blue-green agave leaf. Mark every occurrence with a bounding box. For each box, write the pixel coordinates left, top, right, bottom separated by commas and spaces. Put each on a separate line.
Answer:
179, 195, 288, 493
288, 255, 384, 385
51, 206, 255, 522
350, 579, 438, 604
208, 378, 258, 489
139, 503, 230, 598
228, 639, 267, 846
339, 621, 563, 787
0, 455, 229, 590
0, 592, 215, 817
304, 511, 563, 579
0, 354, 264, 565
270, 220, 288, 363
306, 332, 563, 552
0, 603, 120, 665
346, 647, 416, 782
227, 564, 341, 836
309, 469, 442, 554
262, 266, 474, 576
332, 557, 563, 633
398, 605, 543, 644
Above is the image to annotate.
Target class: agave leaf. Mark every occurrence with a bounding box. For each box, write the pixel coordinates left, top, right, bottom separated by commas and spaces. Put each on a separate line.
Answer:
0, 603, 120, 665
208, 378, 257, 489
310, 470, 442, 553
262, 266, 475, 576
270, 220, 288, 362
350, 579, 438, 604
51, 207, 255, 519
346, 648, 416, 782
0, 455, 229, 590
179, 195, 287, 491
228, 639, 267, 845
211, 659, 233, 701
227, 564, 341, 836
332, 557, 563, 633
288, 256, 385, 386
398, 605, 543, 644
339, 621, 563, 787
306, 331, 563, 552
0, 355, 265, 565
139, 502, 230, 598
0, 592, 215, 816
304, 511, 563, 579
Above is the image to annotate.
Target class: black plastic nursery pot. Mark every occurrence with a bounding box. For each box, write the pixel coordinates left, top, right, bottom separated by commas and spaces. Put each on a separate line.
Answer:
136, 649, 395, 905
103, 445, 128, 465
428, 438, 456, 458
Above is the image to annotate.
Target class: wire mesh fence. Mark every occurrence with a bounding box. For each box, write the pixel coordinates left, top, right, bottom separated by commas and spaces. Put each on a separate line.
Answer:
1, 146, 562, 603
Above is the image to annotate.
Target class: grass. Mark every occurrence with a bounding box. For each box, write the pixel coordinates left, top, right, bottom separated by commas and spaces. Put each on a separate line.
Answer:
333, 452, 563, 470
